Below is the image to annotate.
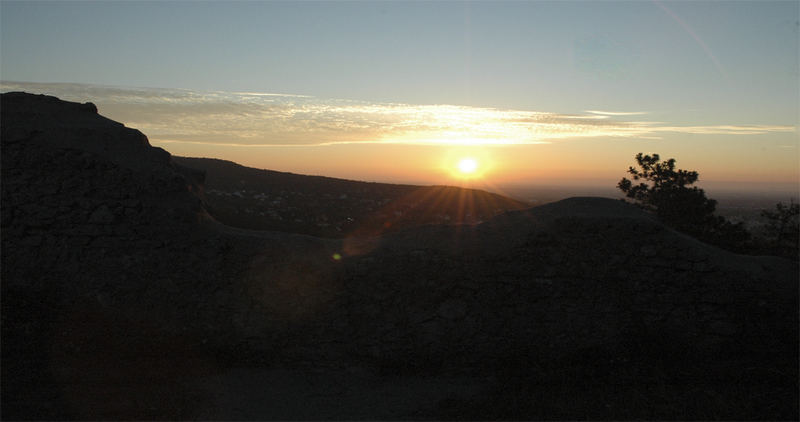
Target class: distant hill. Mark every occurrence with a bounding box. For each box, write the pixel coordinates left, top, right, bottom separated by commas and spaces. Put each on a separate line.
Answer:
2, 92, 797, 420
173, 156, 529, 237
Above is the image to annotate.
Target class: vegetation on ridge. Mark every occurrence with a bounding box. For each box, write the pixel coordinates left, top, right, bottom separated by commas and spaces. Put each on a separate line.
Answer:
619, 152, 797, 258
761, 199, 800, 259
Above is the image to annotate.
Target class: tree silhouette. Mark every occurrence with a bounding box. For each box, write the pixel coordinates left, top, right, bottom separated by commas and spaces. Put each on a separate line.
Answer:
761, 200, 799, 259
618, 153, 749, 251
618, 153, 715, 232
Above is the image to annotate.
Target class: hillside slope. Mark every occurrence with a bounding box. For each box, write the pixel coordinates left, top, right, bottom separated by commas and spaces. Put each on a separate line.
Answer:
173, 156, 529, 237
2, 92, 797, 420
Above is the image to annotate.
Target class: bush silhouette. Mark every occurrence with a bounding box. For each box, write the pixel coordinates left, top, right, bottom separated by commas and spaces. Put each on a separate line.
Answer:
618, 153, 749, 251
761, 200, 799, 259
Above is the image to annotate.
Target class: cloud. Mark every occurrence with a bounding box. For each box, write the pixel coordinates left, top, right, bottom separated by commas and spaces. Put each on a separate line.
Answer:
654, 125, 797, 135
1, 81, 794, 147
586, 110, 649, 116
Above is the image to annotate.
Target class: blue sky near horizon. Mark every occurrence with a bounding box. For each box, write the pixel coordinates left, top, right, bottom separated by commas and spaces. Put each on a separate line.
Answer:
1, 1, 798, 188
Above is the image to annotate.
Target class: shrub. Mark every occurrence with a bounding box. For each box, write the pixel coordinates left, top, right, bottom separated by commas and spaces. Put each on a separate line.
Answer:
618, 153, 750, 252
761, 200, 799, 259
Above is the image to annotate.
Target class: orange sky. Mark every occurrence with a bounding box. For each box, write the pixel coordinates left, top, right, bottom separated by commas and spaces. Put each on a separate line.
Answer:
158, 134, 799, 191
1, 82, 797, 193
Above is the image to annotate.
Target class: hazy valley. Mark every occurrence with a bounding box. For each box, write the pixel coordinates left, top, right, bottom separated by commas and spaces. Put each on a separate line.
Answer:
173, 156, 528, 238
177, 155, 796, 254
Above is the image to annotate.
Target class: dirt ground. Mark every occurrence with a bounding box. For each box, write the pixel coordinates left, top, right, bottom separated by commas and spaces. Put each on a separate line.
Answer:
190, 366, 489, 420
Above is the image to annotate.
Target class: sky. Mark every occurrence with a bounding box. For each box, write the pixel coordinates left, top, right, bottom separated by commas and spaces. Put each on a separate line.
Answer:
1, 1, 798, 192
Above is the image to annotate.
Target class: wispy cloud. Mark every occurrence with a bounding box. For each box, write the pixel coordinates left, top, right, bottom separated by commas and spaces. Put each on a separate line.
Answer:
654, 125, 797, 135
585, 110, 649, 116
1, 81, 794, 147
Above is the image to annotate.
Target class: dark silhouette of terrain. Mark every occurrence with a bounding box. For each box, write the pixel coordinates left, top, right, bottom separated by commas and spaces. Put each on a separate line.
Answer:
2, 92, 798, 420
172, 156, 529, 237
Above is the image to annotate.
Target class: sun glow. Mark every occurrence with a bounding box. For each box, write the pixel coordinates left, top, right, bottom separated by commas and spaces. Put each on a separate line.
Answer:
458, 158, 478, 174
439, 149, 496, 182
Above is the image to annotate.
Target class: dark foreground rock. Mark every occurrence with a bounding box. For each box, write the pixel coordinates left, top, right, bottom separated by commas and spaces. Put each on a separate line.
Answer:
2, 92, 797, 420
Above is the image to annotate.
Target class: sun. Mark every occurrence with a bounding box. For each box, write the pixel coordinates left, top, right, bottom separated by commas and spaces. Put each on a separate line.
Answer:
442, 150, 492, 181
457, 158, 478, 174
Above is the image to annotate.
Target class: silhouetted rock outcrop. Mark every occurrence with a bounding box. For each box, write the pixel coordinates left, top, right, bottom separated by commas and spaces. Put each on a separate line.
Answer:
2, 92, 797, 420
